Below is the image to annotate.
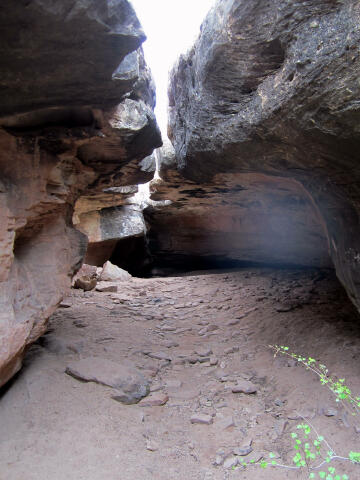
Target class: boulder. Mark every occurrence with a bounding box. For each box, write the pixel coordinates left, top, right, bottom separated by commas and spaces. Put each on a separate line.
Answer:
100, 261, 132, 282
73, 276, 97, 291
66, 357, 150, 404
72, 264, 98, 291
76, 203, 147, 267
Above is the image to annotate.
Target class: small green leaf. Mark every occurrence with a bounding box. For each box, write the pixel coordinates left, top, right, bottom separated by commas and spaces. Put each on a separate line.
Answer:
349, 451, 360, 463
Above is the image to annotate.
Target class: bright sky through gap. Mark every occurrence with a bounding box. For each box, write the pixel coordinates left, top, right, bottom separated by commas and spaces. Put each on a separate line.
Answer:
130, 0, 216, 138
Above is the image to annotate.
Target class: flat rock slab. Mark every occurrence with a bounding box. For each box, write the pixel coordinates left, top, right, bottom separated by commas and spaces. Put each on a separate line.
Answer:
233, 444, 253, 456
190, 413, 214, 425
147, 351, 172, 361
66, 357, 149, 404
138, 393, 169, 407
96, 283, 118, 293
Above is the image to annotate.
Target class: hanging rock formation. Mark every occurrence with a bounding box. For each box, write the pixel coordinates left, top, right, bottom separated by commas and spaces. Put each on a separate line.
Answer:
162, 0, 360, 309
74, 152, 156, 271
0, 0, 161, 387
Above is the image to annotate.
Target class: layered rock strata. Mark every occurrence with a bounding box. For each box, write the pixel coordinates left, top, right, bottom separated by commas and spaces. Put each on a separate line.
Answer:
73, 152, 156, 270
0, 0, 161, 386
75, 193, 148, 268
166, 0, 360, 309
147, 143, 331, 270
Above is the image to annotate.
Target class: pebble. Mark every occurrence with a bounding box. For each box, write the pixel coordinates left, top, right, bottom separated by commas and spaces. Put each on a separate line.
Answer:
276, 304, 296, 312
224, 346, 239, 355
175, 327, 193, 334
323, 407, 338, 417
198, 325, 219, 336
190, 413, 214, 425
158, 325, 177, 332
214, 455, 224, 466
232, 380, 257, 394
195, 347, 213, 357
147, 352, 172, 361
146, 440, 159, 451
223, 456, 238, 469
59, 300, 72, 308
163, 340, 179, 348
96, 284, 118, 293
139, 393, 169, 407
233, 444, 253, 456
197, 356, 211, 363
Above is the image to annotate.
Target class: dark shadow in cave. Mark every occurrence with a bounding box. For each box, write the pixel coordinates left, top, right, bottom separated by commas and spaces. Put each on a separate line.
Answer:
109, 235, 152, 277
144, 253, 334, 277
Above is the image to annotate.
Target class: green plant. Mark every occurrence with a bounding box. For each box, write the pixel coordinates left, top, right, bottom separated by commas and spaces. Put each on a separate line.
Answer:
270, 345, 360, 417
232, 346, 360, 479
235, 419, 356, 478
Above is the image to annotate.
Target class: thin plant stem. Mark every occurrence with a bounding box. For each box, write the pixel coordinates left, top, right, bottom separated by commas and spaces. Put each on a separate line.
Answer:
296, 412, 337, 456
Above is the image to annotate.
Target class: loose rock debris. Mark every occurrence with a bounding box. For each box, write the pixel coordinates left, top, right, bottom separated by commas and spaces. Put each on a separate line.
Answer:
1, 268, 360, 480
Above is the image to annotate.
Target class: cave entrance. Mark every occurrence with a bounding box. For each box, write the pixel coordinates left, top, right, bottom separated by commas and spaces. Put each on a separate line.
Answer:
84, 235, 151, 277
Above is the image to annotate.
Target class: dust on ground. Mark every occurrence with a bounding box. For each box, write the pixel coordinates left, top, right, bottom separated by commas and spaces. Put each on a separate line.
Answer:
1, 268, 360, 480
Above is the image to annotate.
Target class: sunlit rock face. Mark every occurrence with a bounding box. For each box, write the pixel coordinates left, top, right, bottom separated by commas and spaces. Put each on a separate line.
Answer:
0, 0, 161, 386
75, 197, 147, 268
167, 0, 360, 309
74, 151, 156, 270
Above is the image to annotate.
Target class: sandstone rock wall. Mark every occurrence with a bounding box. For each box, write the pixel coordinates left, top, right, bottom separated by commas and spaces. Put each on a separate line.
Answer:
73, 152, 156, 268
0, 0, 161, 386
148, 143, 331, 270
167, 0, 360, 309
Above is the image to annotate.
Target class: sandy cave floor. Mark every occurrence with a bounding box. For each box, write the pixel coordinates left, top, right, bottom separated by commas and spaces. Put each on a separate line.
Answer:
1, 267, 360, 480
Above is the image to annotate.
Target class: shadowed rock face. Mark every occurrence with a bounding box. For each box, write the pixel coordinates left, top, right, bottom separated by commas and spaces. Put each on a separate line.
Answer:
167, 0, 360, 310
147, 144, 331, 270
0, 0, 161, 386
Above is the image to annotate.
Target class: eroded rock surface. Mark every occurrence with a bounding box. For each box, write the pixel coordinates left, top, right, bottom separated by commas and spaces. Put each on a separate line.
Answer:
0, 0, 161, 386
148, 143, 331, 270
167, 0, 360, 310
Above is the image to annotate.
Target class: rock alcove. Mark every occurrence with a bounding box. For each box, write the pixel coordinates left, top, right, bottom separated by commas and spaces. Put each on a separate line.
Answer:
1, 1, 360, 479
